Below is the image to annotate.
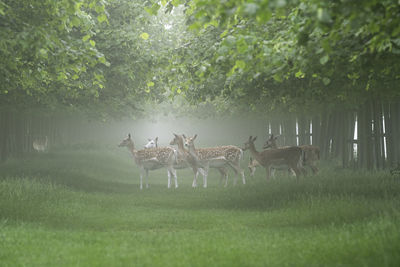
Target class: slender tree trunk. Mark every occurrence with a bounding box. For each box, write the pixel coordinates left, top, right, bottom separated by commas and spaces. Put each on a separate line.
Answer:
282, 115, 296, 146
319, 111, 330, 159
311, 115, 321, 146
384, 102, 395, 167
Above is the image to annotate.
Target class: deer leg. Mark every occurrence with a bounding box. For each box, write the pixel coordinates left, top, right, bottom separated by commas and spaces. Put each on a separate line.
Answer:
265, 166, 271, 181
292, 167, 301, 182
139, 168, 145, 190
203, 164, 209, 188
310, 164, 318, 174
145, 169, 149, 188
167, 169, 172, 188
172, 167, 178, 188
249, 165, 256, 177
270, 168, 276, 179
192, 167, 198, 188
217, 168, 228, 187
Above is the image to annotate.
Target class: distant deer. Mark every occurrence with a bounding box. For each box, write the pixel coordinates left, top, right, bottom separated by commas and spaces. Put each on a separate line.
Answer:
243, 136, 304, 181
33, 136, 48, 152
119, 134, 178, 189
183, 134, 245, 188
144, 137, 158, 149
263, 134, 320, 174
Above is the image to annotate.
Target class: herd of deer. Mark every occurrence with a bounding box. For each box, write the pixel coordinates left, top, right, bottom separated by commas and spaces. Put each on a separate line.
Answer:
119, 133, 320, 190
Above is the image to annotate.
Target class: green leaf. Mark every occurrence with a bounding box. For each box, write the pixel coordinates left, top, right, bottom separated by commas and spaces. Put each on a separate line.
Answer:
97, 13, 108, 24
140, 32, 149, 40
273, 73, 283, 82
243, 3, 259, 15
320, 55, 329, 65
322, 77, 331, 85
236, 38, 248, 54
82, 34, 91, 42
90, 40, 96, 47
295, 70, 305, 78
235, 60, 246, 70
144, 3, 160, 15
171, 0, 182, 6
147, 81, 155, 87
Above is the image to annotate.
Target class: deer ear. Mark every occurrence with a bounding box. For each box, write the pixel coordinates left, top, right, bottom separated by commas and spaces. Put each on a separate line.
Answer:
182, 134, 186, 139
193, 134, 197, 140
128, 133, 131, 139
274, 134, 280, 140
253, 136, 258, 142
155, 137, 158, 141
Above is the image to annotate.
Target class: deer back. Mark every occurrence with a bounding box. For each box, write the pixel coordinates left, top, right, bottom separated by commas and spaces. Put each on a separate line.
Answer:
299, 145, 320, 162
196, 145, 241, 162
135, 147, 176, 165
259, 146, 302, 167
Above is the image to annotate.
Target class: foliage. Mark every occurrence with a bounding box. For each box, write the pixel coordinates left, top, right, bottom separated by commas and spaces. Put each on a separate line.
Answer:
158, 0, 400, 114
0, 0, 110, 110
1, 0, 400, 118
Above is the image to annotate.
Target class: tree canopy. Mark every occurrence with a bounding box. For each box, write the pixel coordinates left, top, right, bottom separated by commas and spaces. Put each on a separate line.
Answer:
1, 0, 399, 118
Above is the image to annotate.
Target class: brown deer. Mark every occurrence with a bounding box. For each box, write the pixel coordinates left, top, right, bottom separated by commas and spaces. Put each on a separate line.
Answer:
263, 134, 320, 174
243, 136, 304, 181
183, 134, 245, 188
119, 134, 178, 189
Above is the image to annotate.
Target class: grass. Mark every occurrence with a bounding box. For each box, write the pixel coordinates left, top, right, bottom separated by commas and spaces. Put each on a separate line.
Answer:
0, 147, 400, 266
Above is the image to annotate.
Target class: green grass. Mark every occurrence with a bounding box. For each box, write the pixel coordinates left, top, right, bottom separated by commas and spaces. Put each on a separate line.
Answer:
1, 147, 400, 266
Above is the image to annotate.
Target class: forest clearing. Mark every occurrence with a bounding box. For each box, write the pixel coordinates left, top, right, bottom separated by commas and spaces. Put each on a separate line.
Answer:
1, 0, 400, 266
1, 148, 399, 266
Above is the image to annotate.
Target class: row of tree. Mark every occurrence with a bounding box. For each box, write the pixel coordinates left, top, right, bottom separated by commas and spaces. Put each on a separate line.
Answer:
1, 0, 400, 168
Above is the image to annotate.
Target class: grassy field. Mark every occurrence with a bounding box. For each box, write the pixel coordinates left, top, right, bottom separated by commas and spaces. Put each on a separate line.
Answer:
1, 147, 400, 266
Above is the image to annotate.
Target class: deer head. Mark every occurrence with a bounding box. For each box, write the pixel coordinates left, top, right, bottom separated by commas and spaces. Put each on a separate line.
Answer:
144, 137, 158, 148
263, 134, 280, 149
243, 136, 257, 151
119, 133, 134, 149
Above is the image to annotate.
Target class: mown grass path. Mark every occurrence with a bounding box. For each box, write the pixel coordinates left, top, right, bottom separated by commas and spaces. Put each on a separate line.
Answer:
1, 148, 399, 266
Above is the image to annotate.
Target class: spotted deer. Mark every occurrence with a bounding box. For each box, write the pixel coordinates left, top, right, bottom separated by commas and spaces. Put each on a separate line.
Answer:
243, 136, 304, 181
144, 137, 158, 149
183, 134, 245, 188
263, 134, 320, 174
169, 134, 228, 187
119, 134, 178, 189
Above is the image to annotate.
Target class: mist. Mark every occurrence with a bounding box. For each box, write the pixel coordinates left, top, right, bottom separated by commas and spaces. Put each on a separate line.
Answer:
58, 114, 271, 150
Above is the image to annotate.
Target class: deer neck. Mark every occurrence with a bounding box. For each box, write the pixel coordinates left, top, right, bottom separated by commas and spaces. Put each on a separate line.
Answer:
248, 143, 263, 163
127, 142, 137, 158
187, 143, 199, 161
176, 138, 187, 155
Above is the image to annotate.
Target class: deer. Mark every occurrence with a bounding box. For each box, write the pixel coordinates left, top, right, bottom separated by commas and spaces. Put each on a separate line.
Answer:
119, 134, 178, 190
248, 156, 296, 178
183, 134, 245, 188
33, 136, 48, 152
144, 137, 158, 149
169, 134, 229, 187
263, 134, 320, 174
243, 136, 304, 181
